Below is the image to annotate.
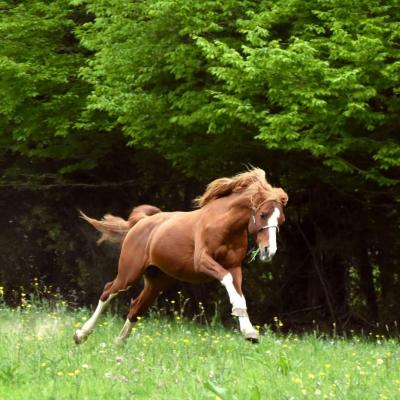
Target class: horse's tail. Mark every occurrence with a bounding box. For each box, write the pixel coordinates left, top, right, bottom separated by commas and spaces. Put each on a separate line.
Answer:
80, 204, 161, 245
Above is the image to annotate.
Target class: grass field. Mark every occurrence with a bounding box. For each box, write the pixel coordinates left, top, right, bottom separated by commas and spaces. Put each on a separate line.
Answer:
0, 303, 399, 400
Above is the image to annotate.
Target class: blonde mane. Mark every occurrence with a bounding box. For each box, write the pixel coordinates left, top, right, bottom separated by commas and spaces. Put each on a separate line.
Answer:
194, 168, 288, 208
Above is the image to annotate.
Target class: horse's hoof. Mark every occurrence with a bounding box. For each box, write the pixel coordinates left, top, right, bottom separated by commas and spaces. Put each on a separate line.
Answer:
73, 330, 87, 345
114, 337, 127, 346
245, 331, 260, 343
232, 308, 248, 318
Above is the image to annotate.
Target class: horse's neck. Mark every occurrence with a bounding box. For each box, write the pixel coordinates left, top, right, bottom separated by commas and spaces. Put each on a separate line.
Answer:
224, 194, 253, 231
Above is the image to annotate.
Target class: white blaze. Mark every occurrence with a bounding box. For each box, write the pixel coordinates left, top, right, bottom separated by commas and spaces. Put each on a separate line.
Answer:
267, 207, 280, 258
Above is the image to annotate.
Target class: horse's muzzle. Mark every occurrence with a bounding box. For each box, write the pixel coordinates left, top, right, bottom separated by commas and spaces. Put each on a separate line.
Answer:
259, 245, 274, 262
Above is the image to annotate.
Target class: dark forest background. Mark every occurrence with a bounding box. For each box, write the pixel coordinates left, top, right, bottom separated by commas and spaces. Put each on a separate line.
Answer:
1, 0, 399, 331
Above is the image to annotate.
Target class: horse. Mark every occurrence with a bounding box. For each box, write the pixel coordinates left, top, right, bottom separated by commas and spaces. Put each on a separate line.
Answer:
74, 168, 288, 344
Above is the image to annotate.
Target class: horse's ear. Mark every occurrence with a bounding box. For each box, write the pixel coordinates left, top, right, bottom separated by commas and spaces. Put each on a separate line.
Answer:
276, 188, 288, 206
248, 214, 257, 235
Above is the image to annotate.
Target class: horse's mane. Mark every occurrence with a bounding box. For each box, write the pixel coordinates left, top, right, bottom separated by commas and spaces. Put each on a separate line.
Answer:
194, 167, 288, 208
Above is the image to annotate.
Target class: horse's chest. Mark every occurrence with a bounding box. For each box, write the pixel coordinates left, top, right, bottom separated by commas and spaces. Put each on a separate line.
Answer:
214, 245, 244, 267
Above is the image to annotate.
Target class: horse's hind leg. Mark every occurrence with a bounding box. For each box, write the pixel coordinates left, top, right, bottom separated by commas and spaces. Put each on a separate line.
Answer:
116, 268, 176, 344
74, 280, 118, 344
74, 253, 147, 344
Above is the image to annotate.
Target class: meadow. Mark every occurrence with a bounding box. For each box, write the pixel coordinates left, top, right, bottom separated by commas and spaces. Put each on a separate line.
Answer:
0, 299, 399, 400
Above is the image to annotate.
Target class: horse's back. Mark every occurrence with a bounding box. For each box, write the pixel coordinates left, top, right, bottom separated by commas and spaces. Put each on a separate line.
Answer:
121, 210, 193, 251
149, 210, 199, 255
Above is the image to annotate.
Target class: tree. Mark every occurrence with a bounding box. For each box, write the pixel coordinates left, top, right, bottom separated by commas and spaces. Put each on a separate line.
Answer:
75, 0, 267, 177
76, 0, 400, 186
195, 0, 400, 186
0, 0, 117, 179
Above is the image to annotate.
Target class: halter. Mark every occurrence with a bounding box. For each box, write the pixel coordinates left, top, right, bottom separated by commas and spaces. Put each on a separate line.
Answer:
251, 211, 279, 233
257, 224, 279, 233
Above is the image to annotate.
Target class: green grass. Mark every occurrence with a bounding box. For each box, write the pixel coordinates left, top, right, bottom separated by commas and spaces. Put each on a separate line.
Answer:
0, 304, 399, 400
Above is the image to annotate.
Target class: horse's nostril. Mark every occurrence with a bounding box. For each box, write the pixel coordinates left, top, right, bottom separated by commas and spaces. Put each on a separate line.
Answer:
258, 245, 270, 262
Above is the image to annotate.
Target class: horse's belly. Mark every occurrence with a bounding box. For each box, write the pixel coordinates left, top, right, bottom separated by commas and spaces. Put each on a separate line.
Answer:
149, 232, 210, 283
150, 249, 209, 283
164, 267, 212, 283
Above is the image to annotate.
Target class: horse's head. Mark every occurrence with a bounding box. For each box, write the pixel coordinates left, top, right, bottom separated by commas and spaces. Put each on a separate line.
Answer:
248, 199, 287, 262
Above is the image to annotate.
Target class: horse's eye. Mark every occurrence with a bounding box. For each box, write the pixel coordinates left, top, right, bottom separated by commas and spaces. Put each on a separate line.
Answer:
260, 213, 267, 219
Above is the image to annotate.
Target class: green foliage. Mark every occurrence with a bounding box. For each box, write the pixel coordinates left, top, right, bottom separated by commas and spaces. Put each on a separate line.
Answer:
75, 0, 267, 176
67, 0, 400, 183
0, 0, 115, 175
194, 0, 400, 185
1, 0, 399, 182
0, 2, 80, 138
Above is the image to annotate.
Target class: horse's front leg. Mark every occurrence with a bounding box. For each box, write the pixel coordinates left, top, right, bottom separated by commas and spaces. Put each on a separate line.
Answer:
195, 250, 245, 312
195, 251, 258, 342
229, 266, 259, 342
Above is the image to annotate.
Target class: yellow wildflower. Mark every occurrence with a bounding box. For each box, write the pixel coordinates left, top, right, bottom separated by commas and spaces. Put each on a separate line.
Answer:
292, 377, 302, 385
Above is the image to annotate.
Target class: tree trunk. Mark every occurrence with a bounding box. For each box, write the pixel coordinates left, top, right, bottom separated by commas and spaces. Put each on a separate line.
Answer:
358, 239, 378, 322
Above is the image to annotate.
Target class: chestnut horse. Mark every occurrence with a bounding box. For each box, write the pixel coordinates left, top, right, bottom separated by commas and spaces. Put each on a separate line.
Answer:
74, 168, 288, 344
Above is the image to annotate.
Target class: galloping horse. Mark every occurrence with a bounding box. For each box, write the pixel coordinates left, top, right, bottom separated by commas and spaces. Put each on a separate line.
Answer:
74, 168, 288, 344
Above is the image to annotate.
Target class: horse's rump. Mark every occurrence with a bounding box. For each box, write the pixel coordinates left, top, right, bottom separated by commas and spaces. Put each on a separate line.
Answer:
128, 205, 162, 226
